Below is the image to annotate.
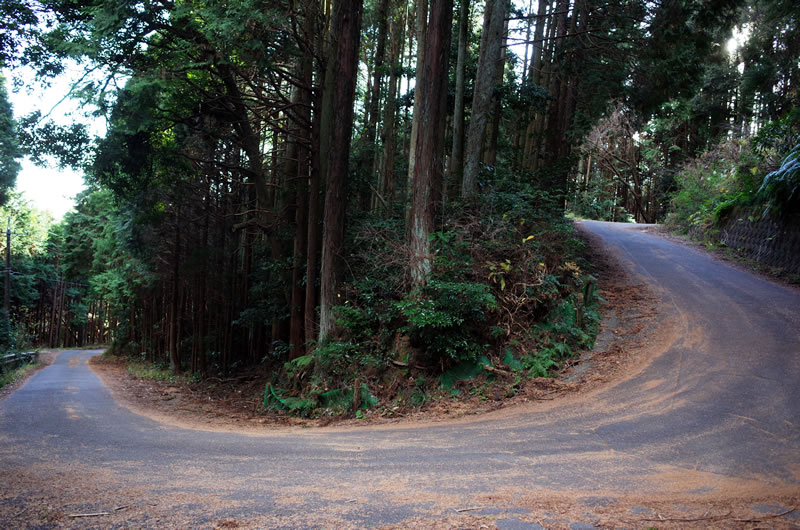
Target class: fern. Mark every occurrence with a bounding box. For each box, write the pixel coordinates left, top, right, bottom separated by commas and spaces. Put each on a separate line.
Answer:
759, 143, 800, 218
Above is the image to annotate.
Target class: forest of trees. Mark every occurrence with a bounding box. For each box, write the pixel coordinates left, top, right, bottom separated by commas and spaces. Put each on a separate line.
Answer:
0, 0, 796, 413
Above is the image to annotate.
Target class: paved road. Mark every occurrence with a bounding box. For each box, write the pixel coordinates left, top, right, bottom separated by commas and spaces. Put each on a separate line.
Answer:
1, 221, 799, 527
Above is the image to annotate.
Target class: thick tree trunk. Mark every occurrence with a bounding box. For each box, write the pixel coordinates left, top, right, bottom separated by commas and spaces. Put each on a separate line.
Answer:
318, 0, 363, 343
461, 0, 509, 196
409, 0, 453, 287
290, 43, 314, 359
406, 0, 428, 208
305, 104, 322, 345
198, 182, 210, 375
306, 13, 329, 346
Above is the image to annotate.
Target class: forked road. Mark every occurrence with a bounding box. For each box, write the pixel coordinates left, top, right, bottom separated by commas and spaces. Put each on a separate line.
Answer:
1, 221, 799, 527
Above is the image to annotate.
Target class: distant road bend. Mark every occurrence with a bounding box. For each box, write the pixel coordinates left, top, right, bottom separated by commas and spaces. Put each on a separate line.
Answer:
0, 221, 798, 527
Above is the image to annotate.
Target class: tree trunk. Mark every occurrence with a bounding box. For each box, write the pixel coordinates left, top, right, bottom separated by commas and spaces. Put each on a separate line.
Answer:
378, 1, 404, 212
318, 0, 364, 343
169, 206, 181, 374
542, 0, 569, 171
305, 13, 328, 346
447, 0, 470, 192
483, 14, 508, 168
406, 0, 428, 209
461, 0, 509, 196
523, 0, 553, 170
290, 35, 314, 358
409, 0, 454, 287
363, 0, 389, 208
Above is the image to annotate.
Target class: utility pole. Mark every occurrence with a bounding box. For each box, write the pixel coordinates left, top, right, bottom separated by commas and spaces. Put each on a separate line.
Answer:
4, 218, 10, 315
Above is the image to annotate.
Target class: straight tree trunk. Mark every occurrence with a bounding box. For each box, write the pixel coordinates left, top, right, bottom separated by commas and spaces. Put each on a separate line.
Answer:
305, 95, 322, 345
406, 0, 428, 208
483, 14, 508, 168
364, 0, 389, 175
318, 0, 364, 343
169, 206, 181, 374
198, 181, 210, 375
290, 37, 314, 358
461, 0, 509, 196
378, 1, 404, 211
543, 0, 569, 167
447, 0, 470, 191
409, 0, 454, 287
306, 11, 329, 345
525, 0, 555, 170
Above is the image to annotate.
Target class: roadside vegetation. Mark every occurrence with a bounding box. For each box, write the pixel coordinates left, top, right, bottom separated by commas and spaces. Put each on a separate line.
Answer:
0, 0, 796, 417
263, 181, 600, 417
0, 359, 37, 391
666, 111, 799, 236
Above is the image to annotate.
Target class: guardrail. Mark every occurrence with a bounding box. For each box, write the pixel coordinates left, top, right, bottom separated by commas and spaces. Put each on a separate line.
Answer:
0, 351, 37, 374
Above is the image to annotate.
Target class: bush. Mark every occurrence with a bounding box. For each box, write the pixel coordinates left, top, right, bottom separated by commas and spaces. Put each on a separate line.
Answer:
666, 141, 744, 231
396, 280, 496, 365
570, 175, 627, 221
759, 143, 800, 218
666, 112, 800, 232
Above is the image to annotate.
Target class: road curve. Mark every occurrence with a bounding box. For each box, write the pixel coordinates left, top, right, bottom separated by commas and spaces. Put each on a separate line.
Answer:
1, 221, 799, 527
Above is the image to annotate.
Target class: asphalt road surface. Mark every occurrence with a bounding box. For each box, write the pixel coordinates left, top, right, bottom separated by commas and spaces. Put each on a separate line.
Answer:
1, 221, 798, 528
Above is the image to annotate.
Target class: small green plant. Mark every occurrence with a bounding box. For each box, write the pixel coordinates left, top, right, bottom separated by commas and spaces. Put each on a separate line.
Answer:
487, 259, 513, 291
284, 354, 314, 380
312, 340, 362, 379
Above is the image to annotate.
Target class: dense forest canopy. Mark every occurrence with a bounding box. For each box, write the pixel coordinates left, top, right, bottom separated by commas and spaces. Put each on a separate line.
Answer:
0, 0, 796, 414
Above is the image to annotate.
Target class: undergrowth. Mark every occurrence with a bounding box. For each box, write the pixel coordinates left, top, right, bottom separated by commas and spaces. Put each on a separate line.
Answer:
122, 354, 201, 384
265, 178, 602, 418
667, 110, 799, 234
0, 360, 38, 390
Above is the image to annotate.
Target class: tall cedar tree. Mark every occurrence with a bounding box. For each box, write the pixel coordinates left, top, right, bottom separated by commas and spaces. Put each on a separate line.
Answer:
319, 0, 364, 342
409, 0, 454, 286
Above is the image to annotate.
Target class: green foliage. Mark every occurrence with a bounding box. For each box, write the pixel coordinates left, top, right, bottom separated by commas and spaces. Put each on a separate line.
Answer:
278, 181, 601, 416
570, 176, 626, 222
667, 110, 800, 232
16, 112, 92, 171
0, 357, 36, 391
516, 290, 600, 378
312, 340, 364, 379
0, 1, 38, 68
396, 281, 496, 365
3, 0, 633, 416
439, 355, 491, 390
759, 143, 800, 218
751, 109, 800, 158
666, 141, 758, 231
0, 75, 20, 205
284, 354, 314, 380
263, 382, 378, 418
127, 360, 182, 383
